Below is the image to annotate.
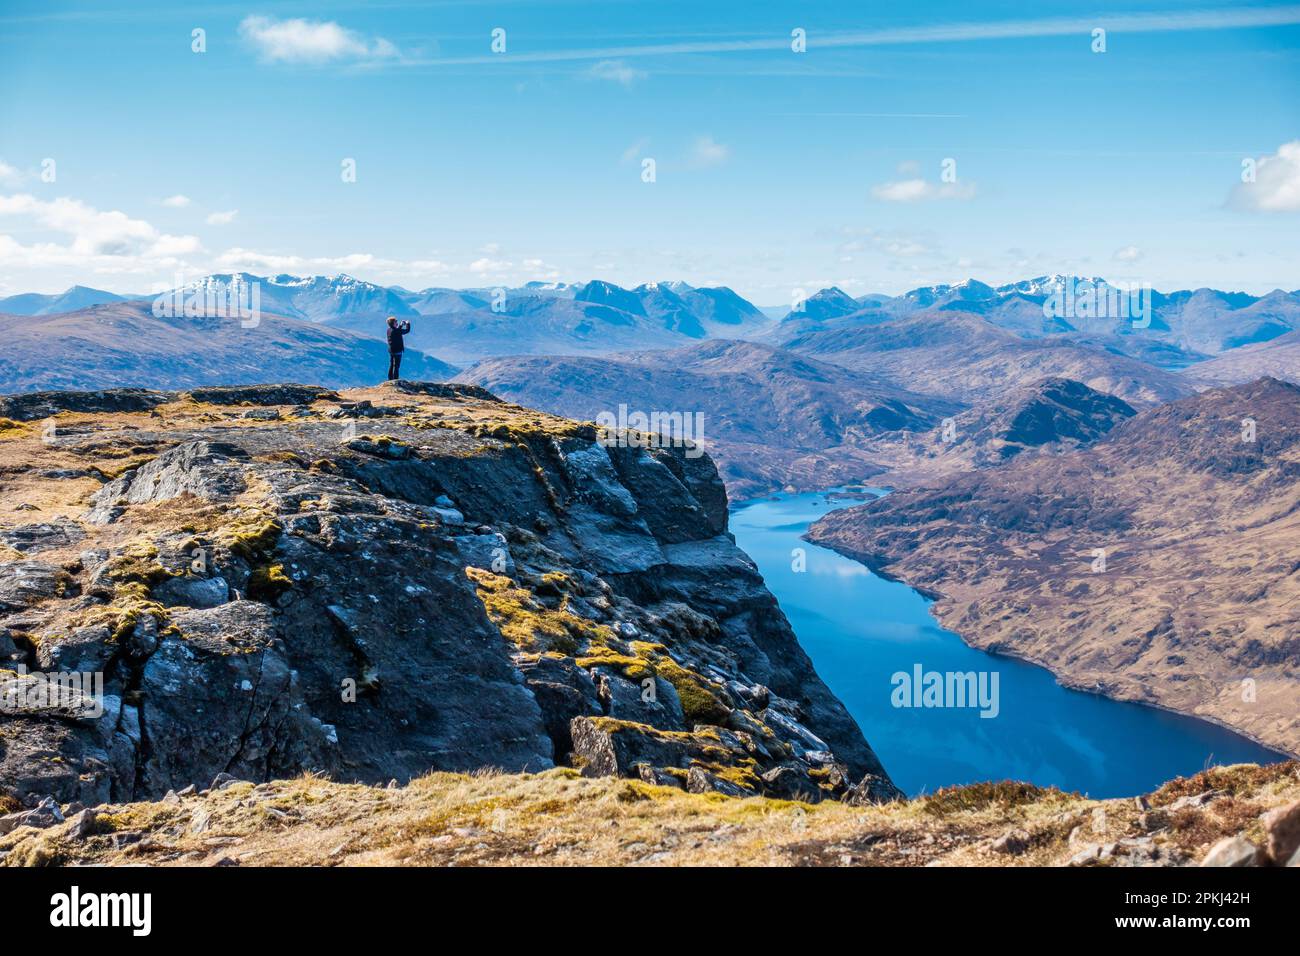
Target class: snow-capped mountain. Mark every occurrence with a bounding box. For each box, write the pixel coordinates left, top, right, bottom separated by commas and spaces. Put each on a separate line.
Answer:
162, 273, 418, 325
771, 277, 1300, 362
10, 273, 1297, 367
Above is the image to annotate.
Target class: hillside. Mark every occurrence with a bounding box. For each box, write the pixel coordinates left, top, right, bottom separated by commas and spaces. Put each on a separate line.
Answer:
0, 381, 896, 811
458, 340, 957, 498
4, 760, 1298, 867
781, 310, 1194, 407
808, 378, 1300, 757
849, 377, 1137, 486
0, 303, 456, 393
1185, 328, 1300, 387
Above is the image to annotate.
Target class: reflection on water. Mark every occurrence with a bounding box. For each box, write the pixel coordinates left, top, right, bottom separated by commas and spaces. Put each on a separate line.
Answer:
730, 488, 1285, 797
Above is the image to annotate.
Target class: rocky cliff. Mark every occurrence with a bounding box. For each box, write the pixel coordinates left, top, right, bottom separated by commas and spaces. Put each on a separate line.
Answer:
0, 382, 898, 810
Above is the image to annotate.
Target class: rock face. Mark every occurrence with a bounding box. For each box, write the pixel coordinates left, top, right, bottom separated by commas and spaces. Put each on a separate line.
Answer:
808, 377, 1300, 757
0, 381, 898, 808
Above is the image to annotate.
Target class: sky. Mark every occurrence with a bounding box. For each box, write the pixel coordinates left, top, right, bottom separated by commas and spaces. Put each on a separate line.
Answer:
0, 0, 1297, 303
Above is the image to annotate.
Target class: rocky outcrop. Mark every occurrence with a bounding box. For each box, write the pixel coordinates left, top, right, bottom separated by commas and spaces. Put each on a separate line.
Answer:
0, 381, 899, 810
3, 757, 1295, 868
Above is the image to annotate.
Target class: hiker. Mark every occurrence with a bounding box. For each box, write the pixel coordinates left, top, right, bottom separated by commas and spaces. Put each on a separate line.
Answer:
386, 315, 412, 380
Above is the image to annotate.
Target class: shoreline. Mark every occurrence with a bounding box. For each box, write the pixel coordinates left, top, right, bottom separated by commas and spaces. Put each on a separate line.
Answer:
801, 506, 1300, 763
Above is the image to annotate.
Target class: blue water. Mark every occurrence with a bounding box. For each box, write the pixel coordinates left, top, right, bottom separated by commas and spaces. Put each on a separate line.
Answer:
730, 488, 1286, 798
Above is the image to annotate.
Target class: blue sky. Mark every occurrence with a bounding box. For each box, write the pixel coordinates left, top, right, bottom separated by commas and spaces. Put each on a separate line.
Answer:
0, 0, 1297, 301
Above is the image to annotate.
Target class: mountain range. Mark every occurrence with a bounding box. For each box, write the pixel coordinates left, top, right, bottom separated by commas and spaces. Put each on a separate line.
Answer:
3, 273, 1297, 498
769, 277, 1300, 364
122, 274, 770, 364
0, 302, 455, 393
8, 273, 1298, 368
460, 339, 958, 498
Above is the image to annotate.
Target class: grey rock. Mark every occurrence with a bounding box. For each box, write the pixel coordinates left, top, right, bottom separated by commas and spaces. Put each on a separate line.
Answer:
1200, 835, 1260, 867
0, 795, 64, 834
1260, 799, 1300, 865
1068, 844, 1104, 867
992, 828, 1031, 855
66, 808, 97, 839
0, 561, 66, 612
0, 520, 85, 555
153, 574, 229, 609
760, 764, 824, 803
686, 765, 754, 797
89, 440, 249, 522
846, 772, 906, 806
1168, 790, 1226, 811
431, 506, 464, 525
636, 764, 685, 790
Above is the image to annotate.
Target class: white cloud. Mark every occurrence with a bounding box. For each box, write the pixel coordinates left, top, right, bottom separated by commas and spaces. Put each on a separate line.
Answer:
871, 178, 977, 202
0, 195, 201, 282
1231, 141, 1300, 213
239, 16, 398, 64
0, 160, 24, 187
1114, 245, 1144, 262
206, 209, 238, 225
881, 237, 929, 258
214, 248, 377, 273
587, 59, 646, 86
689, 135, 730, 168
0, 193, 201, 261
161, 194, 191, 208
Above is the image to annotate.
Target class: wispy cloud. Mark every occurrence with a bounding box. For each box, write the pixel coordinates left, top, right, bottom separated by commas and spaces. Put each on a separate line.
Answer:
215, 248, 383, 273
621, 137, 650, 164
206, 209, 238, 225
586, 59, 647, 86
239, 16, 398, 65
405, 6, 1300, 66
1230, 140, 1300, 212
871, 178, 976, 202
160, 194, 191, 208
1114, 245, 1144, 262
689, 135, 730, 168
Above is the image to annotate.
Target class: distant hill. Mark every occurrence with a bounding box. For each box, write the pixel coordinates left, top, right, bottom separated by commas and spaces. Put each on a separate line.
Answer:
9, 274, 1294, 368
808, 376, 1300, 757
458, 339, 957, 498
848, 377, 1138, 487
1184, 328, 1300, 387
0, 285, 133, 315
778, 309, 1193, 407
0, 302, 456, 393
770, 277, 1300, 364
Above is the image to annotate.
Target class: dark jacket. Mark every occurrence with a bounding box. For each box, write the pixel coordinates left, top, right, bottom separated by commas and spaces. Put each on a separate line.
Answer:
386, 320, 411, 353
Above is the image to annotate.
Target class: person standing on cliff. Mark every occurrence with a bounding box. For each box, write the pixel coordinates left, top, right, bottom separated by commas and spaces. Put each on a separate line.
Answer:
385, 315, 412, 380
